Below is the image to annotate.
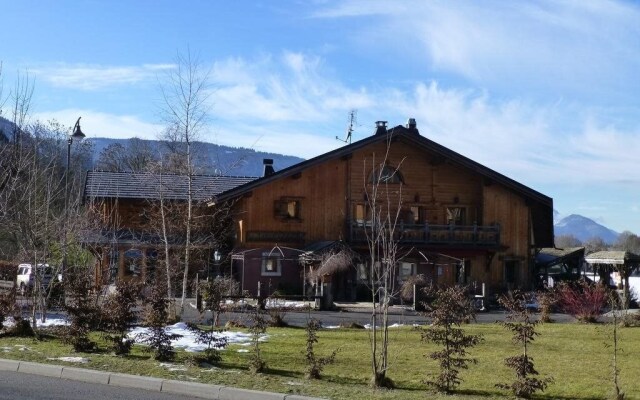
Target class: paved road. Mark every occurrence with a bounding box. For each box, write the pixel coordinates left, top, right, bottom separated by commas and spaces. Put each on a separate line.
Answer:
0, 370, 205, 400
182, 304, 578, 327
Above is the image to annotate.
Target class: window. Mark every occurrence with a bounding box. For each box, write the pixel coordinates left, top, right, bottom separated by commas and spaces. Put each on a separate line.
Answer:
399, 262, 416, 280
447, 207, 466, 225
275, 197, 302, 220
456, 259, 471, 284
369, 165, 403, 184
357, 263, 368, 281
124, 248, 142, 276
354, 204, 366, 225
145, 249, 157, 283
261, 252, 282, 276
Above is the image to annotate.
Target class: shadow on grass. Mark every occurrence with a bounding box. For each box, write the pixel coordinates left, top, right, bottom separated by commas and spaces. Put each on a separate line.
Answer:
457, 388, 606, 400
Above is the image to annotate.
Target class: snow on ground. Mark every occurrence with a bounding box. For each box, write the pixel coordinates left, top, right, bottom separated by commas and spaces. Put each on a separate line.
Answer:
47, 357, 89, 363
3, 315, 69, 328
127, 322, 264, 352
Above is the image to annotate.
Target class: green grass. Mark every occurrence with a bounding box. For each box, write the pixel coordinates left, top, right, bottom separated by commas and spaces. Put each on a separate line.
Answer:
1, 322, 639, 400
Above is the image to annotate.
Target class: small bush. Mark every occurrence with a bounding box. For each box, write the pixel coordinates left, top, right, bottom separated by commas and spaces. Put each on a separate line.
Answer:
304, 318, 338, 379
248, 309, 268, 373
497, 291, 553, 399
101, 281, 142, 355
557, 279, 609, 323
186, 323, 228, 365
137, 284, 181, 361
537, 289, 557, 323
0, 287, 17, 332
421, 285, 483, 393
64, 271, 100, 352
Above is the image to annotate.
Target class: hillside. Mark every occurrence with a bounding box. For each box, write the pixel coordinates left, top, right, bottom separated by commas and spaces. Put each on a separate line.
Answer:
88, 137, 304, 177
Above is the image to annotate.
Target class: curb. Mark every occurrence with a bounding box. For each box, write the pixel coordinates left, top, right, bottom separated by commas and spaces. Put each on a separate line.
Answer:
0, 358, 326, 400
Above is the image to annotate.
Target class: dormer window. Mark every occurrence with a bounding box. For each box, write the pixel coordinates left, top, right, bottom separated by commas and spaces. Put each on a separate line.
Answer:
369, 165, 403, 184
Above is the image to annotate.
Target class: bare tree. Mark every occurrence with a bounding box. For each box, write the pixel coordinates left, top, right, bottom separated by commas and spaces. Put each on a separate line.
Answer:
362, 133, 407, 388
158, 50, 211, 318
554, 234, 582, 248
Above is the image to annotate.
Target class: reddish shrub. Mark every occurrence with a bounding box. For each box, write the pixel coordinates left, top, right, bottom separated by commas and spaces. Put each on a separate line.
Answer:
556, 279, 609, 323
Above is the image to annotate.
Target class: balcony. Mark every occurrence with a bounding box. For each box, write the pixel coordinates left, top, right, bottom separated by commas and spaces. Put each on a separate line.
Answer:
348, 221, 501, 247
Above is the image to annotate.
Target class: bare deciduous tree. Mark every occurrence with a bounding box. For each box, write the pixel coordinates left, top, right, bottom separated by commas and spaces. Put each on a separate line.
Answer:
158, 50, 211, 318
361, 133, 408, 388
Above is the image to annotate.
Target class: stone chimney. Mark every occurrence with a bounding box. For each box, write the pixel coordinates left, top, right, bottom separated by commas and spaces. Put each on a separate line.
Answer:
263, 159, 275, 177
374, 120, 388, 135
406, 118, 419, 134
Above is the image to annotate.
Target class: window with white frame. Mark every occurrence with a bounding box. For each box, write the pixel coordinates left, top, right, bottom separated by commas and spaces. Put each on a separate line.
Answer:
261, 252, 282, 276
399, 262, 416, 280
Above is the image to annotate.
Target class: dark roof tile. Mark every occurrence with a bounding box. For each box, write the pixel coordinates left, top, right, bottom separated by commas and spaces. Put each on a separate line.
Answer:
84, 171, 257, 201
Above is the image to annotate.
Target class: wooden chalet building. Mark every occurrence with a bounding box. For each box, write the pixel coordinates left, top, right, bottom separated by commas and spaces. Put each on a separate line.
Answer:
210, 119, 554, 300
83, 171, 255, 286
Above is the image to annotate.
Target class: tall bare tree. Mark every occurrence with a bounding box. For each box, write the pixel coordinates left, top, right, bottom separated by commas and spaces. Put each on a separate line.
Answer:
362, 134, 407, 388
158, 50, 211, 317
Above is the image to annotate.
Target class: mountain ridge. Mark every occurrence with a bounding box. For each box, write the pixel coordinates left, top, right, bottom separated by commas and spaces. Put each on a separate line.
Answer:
554, 213, 620, 244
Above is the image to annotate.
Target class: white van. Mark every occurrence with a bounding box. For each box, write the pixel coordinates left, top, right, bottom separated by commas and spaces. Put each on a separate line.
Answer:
16, 264, 58, 294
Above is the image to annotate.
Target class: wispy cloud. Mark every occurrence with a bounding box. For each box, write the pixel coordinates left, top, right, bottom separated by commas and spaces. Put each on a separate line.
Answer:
312, 0, 640, 101
33, 63, 175, 90
209, 52, 373, 123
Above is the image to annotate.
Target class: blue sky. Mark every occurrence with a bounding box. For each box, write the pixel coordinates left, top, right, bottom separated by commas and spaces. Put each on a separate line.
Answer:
1, 0, 640, 234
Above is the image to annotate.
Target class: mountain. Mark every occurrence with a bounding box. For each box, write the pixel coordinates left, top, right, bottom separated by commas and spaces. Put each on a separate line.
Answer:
554, 214, 619, 244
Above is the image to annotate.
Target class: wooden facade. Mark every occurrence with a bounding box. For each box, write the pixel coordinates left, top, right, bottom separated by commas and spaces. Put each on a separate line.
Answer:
82, 172, 255, 289
214, 121, 554, 299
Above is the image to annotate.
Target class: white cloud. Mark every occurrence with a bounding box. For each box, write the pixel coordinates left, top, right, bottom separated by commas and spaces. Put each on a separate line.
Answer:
208, 52, 373, 123
32, 109, 164, 140
33, 63, 175, 90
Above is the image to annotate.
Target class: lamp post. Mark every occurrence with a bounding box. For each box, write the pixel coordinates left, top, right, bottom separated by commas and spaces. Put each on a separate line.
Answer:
63, 117, 86, 275
212, 250, 221, 279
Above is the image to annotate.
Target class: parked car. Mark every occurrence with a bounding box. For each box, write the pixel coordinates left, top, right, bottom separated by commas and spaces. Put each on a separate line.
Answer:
16, 264, 60, 294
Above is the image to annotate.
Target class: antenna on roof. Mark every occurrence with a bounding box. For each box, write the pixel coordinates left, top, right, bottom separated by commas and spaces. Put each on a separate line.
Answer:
336, 110, 356, 144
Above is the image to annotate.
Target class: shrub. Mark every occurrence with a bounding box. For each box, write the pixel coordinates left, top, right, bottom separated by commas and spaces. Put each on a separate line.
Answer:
497, 291, 553, 399
101, 281, 142, 355
137, 283, 181, 361
556, 279, 609, 323
199, 277, 238, 326
186, 323, 228, 365
421, 285, 483, 393
64, 271, 100, 352
0, 287, 17, 332
304, 318, 338, 379
536, 289, 557, 323
248, 308, 268, 373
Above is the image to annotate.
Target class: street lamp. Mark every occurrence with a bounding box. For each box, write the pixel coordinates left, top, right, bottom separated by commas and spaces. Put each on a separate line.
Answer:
213, 250, 221, 279
63, 117, 86, 275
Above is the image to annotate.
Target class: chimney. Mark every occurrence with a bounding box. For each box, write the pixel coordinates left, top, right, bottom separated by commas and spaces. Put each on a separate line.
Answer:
406, 118, 419, 134
374, 120, 388, 135
263, 158, 275, 177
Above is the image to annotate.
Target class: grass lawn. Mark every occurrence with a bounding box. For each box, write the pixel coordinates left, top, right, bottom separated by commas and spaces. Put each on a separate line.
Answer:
0, 322, 639, 400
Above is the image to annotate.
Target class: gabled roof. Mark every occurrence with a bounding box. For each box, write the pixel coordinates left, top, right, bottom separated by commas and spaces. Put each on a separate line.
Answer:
211, 124, 552, 207
84, 170, 257, 202
584, 250, 640, 265
536, 247, 585, 268
210, 123, 554, 247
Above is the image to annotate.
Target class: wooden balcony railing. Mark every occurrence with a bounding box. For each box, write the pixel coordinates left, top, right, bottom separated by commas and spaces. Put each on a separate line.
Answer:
348, 221, 501, 247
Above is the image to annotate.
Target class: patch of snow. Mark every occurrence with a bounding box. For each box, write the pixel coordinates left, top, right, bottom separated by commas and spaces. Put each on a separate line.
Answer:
159, 362, 187, 371
3, 315, 69, 328
47, 357, 89, 363
236, 349, 249, 353
128, 322, 264, 352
